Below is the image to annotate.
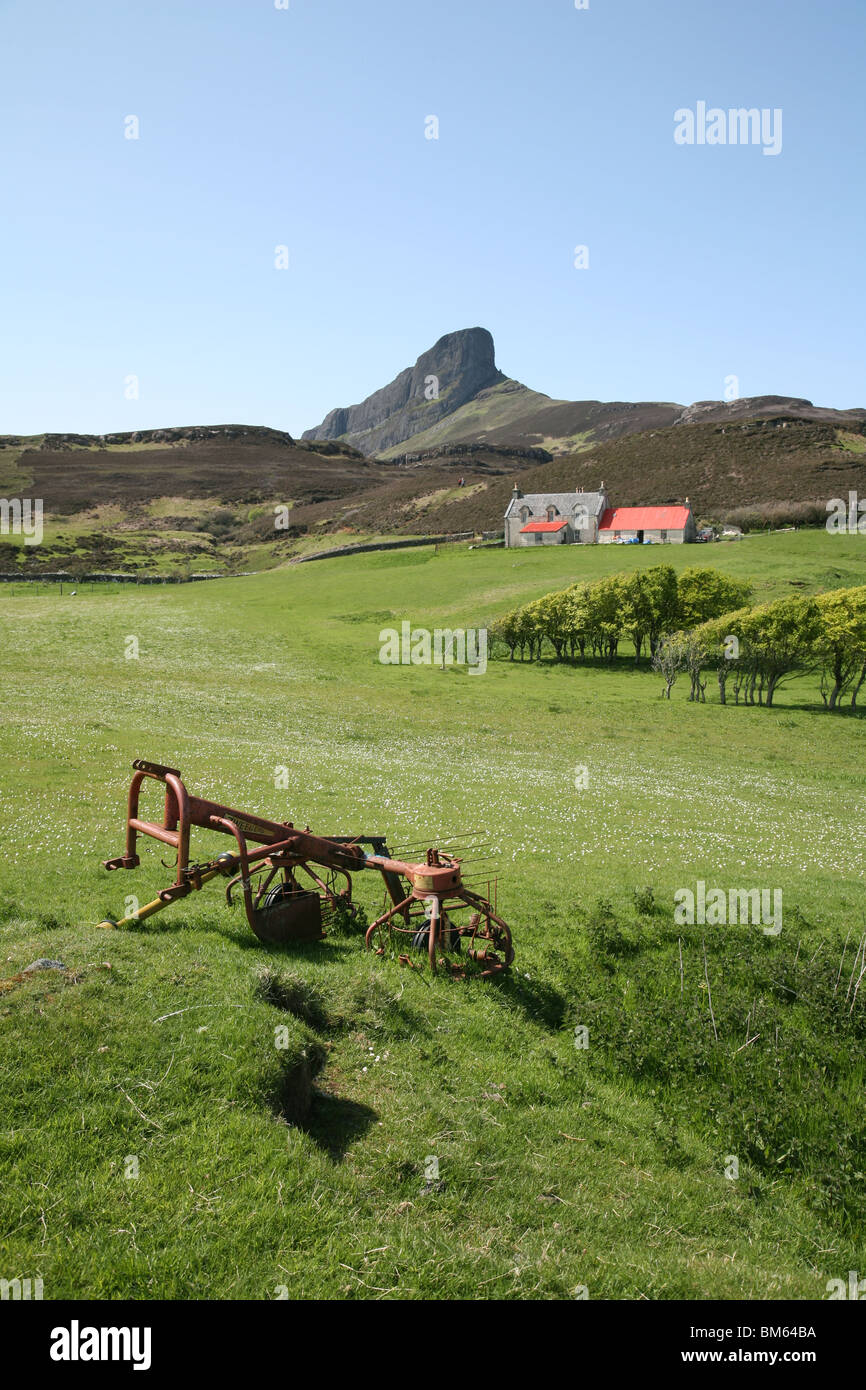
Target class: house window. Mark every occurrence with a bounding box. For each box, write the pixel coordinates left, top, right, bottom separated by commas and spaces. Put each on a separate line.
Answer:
660, 530, 667, 541
546, 506, 558, 521
520, 507, 531, 522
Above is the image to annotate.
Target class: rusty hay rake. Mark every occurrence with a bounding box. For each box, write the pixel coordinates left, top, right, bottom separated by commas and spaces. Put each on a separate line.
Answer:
98, 761, 514, 976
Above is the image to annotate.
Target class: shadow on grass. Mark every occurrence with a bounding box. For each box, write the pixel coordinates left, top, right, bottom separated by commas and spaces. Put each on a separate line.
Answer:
302, 1088, 378, 1162
127, 915, 360, 960
494, 969, 567, 1028
494, 654, 654, 676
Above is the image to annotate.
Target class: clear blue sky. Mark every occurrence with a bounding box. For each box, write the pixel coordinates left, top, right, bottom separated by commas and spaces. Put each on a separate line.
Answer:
1, 0, 863, 436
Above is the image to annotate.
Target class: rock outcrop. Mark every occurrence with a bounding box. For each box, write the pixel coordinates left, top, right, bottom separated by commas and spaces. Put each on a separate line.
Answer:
302, 327, 505, 456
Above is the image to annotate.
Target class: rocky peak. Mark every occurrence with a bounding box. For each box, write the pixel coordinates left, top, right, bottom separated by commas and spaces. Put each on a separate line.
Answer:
302, 327, 505, 456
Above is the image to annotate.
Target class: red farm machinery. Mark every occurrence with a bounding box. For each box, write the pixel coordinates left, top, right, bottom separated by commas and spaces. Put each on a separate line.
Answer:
99, 761, 513, 976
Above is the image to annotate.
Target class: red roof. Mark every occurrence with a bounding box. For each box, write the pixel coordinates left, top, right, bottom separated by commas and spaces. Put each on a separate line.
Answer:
598, 505, 691, 532
520, 519, 569, 533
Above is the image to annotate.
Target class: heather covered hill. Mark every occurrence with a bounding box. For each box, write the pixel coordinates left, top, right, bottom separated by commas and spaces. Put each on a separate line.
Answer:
511, 416, 866, 516
245, 443, 544, 542
467, 393, 866, 457
277, 416, 866, 539
0, 425, 384, 513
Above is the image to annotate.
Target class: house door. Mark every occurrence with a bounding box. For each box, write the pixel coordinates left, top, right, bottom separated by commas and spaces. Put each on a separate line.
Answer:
637, 530, 644, 543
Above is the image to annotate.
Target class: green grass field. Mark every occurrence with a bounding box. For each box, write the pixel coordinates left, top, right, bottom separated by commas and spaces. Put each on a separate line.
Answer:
1, 531, 865, 1299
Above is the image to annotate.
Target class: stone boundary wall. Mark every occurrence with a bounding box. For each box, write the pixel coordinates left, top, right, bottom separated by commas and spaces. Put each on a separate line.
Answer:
0, 571, 225, 584
291, 532, 503, 564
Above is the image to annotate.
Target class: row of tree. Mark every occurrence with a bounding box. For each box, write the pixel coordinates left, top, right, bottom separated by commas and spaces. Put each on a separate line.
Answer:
489, 564, 866, 710
653, 586, 866, 709
490, 566, 752, 664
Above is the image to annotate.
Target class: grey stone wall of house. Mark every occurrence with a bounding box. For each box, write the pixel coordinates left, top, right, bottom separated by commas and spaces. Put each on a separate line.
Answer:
504, 486, 609, 548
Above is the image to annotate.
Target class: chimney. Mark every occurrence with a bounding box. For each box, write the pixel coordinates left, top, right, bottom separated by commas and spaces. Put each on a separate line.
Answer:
512, 485, 522, 499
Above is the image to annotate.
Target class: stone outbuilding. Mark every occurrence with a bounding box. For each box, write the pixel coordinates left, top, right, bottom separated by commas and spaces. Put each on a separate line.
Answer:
597, 502, 697, 545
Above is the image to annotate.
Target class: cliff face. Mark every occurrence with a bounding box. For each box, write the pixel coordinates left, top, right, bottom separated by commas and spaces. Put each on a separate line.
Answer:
302, 327, 505, 455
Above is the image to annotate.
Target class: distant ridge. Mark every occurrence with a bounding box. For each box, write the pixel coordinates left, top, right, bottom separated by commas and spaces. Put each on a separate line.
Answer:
303, 328, 866, 459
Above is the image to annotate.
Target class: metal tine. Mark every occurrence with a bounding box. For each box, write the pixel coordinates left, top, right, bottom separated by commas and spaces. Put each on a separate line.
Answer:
387, 842, 444, 854
438, 842, 495, 858
390, 840, 492, 857
394, 840, 494, 855
401, 828, 484, 839
426, 829, 486, 841
454, 853, 500, 865
398, 845, 496, 863
388, 829, 485, 851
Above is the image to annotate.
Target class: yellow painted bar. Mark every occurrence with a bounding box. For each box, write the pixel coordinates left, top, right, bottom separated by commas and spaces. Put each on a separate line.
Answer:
97, 865, 225, 930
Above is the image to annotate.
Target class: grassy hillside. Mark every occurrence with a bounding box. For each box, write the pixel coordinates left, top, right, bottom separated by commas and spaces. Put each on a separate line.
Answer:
374, 378, 569, 455
1, 532, 865, 1299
